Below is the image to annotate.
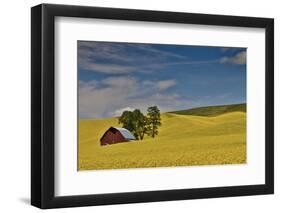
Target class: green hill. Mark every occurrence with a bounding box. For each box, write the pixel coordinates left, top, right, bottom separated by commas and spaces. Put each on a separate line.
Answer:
170, 103, 246, 117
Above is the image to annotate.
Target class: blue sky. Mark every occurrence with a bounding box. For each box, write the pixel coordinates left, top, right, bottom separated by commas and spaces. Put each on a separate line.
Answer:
78, 41, 246, 119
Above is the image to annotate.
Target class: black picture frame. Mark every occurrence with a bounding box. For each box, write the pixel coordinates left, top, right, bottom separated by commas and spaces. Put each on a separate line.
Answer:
31, 3, 274, 209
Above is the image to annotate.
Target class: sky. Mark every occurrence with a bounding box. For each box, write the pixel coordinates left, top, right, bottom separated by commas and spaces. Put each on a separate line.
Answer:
78, 41, 246, 119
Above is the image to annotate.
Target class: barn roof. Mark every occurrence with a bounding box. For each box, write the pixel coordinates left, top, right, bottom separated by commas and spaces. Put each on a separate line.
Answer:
112, 127, 136, 140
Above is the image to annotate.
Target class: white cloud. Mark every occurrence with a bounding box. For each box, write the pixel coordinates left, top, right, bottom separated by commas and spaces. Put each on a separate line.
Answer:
143, 79, 176, 91
220, 51, 246, 65
78, 41, 189, 74
150, 93, 180, 101
79, 80, 98, 89
78, 42, 134, 63
131, 44, 187, 59
155, 80, 176, 90
112, 107, 135, 117
79, 77, 187, 118
83, 63, 138, 74
101, 77, 137, 88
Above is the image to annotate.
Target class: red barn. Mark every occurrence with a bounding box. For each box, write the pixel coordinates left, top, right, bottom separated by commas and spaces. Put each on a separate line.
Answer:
100, 127, 136, 146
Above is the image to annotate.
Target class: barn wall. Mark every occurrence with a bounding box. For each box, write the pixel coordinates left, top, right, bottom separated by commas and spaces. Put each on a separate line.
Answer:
100, 130, 126, 145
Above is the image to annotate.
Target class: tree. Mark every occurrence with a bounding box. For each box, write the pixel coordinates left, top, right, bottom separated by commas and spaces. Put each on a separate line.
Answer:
118, 109, 148, 140
118, 106, 161, 140
118, 110, 135, 135
132, 109, 148, 140
147, 106, 161, 138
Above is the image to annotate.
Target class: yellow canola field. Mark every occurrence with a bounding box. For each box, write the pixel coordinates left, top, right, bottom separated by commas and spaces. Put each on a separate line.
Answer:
78, 112, 246, 170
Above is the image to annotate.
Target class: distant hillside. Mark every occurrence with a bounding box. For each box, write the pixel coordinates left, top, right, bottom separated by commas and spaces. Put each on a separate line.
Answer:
170, 103, 246, 117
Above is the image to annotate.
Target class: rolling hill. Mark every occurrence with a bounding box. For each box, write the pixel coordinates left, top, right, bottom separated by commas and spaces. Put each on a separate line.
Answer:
78, 104, 246, 171
170, 103, 246, 117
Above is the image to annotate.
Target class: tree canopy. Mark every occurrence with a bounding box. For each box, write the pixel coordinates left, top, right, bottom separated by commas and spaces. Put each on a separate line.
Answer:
147, 106, 161, 138
118, 106, 161, 140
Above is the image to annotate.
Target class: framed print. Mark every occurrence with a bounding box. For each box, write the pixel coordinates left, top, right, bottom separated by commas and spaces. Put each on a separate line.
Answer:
31, 4, 274, 209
